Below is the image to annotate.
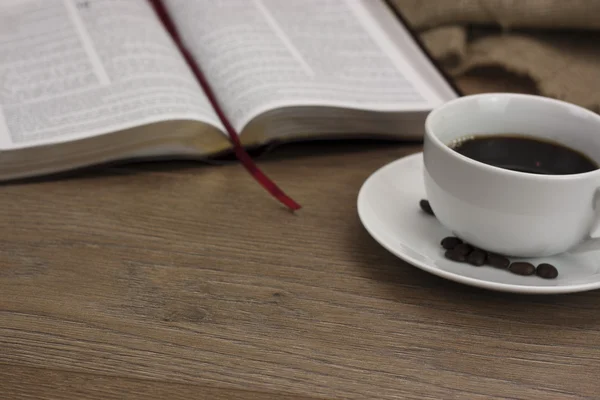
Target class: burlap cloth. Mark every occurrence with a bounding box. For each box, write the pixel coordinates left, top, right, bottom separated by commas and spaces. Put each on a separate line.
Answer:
389, 0, 600, 112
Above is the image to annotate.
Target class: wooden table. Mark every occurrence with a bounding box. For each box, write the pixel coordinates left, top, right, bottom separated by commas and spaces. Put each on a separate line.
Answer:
2, 78, 599, 400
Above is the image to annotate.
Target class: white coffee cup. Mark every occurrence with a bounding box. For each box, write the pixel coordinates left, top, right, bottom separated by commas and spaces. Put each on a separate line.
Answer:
423, 93, 600, 258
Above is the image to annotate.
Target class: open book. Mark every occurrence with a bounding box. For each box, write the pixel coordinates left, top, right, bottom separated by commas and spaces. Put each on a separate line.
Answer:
0, 0, 457, 207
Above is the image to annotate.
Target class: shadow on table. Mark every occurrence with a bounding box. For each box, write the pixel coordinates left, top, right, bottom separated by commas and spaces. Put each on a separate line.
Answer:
245, 137, 417, 163
349, 215, 600, 330
0, 139, 415, 187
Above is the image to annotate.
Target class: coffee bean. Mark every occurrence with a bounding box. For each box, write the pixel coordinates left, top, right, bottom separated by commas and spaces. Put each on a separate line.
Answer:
467, 249, 486, 266
441, 237, 462, 250
453, 243, 473, 256
509, 262, 536, 276
487, 254, 510, 269
419, 199, 435, 216
445, 249, 466, 262
536, 263, 558, 279
422, 205, 562, 277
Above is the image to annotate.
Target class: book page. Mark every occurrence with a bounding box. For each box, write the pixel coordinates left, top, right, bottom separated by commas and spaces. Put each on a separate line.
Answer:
0, 0, 223, 150
163, 0, 456, 133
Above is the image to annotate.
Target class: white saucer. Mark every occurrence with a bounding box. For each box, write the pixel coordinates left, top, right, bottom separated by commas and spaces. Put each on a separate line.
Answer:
357, 152, 600, 294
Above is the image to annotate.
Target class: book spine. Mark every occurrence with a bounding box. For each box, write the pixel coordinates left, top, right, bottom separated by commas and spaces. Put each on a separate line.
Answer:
148, 0, 301, 211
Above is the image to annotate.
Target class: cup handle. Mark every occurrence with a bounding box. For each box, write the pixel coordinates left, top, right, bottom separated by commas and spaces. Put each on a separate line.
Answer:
570, 188, 600, 254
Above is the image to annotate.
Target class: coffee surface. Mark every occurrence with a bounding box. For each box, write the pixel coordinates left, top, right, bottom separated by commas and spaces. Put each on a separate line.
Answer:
450, 135, 598, 175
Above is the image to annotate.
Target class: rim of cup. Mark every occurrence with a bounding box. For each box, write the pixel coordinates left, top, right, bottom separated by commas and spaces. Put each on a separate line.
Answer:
424, 93, 600, 182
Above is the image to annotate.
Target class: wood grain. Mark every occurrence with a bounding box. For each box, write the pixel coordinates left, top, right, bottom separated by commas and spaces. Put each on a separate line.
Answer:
1, 136, 600, 400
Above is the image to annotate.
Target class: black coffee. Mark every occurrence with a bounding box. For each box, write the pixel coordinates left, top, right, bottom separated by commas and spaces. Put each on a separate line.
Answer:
450, 135, 598, 175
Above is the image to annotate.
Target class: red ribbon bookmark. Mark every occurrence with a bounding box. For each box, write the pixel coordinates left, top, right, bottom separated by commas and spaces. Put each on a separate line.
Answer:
149, 0, 301, 211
